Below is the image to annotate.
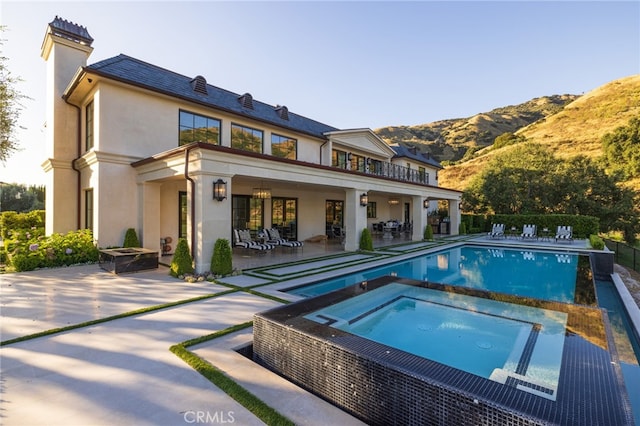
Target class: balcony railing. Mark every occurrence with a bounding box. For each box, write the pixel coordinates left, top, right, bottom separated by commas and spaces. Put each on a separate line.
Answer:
333, 162, 430, 185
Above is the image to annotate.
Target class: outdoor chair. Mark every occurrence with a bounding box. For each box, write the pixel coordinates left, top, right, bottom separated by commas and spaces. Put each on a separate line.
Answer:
233, 229, 275, 251
265, 228, 304, 250
488, 223, 505, 239
555, 226, 573, 243
520, 224, 537, 240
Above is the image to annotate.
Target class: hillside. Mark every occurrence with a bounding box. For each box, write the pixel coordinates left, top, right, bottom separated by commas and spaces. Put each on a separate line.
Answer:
405, 74, 640, 192
375, 95, 578, 162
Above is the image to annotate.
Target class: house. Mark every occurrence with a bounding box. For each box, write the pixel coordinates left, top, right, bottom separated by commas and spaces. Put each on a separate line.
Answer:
40, 16, 462, 273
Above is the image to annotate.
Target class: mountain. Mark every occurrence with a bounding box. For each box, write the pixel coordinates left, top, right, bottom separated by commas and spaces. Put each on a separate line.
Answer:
375, 95, 578, 163
375, 74, 640, 192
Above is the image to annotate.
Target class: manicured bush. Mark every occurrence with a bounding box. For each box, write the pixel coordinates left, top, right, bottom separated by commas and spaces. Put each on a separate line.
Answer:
211, 238, 233, 276
589, 234, 605, 250
459, 221, 467, 235
359, 228, 374, 251
423, 224, 434, 241
170, 238, 194, 277
122, 228, 140, 248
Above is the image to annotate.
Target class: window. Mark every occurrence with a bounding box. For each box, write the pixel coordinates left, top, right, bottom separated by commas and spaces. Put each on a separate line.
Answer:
232, 195, 263, 233
332, 150, 347, 169
179, 110, 220, 146
272, 197, 298, 239
369, 159, 383, 174
271, 134, 297, 159
84, 189, 93, 232
231, 124, 263, 153
351, 154, 366, 172
367, 202, 377, 219
85, 101, 94, 151
178, 191, 187, 239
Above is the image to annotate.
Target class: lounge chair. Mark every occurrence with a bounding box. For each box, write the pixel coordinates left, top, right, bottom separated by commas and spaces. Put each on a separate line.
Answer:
488, 223, 505, 239
555, 226, 573, 243
520, 224, 537, 240
264, 228, 304, 250
233, 229, 274, 251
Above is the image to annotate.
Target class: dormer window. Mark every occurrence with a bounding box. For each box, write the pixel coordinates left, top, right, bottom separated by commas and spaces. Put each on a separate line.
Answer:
238, 93, 254, 109
275, 105, 289, 120
190, 75, 208, 95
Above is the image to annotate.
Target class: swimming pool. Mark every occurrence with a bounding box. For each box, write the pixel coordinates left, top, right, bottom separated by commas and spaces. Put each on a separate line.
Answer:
254, 243, 640, 424
288, 245, 594, 305
254, 275, 634, 425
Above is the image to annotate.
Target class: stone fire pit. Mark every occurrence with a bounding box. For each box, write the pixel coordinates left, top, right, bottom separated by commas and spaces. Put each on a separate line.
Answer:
99, 248, 159, 274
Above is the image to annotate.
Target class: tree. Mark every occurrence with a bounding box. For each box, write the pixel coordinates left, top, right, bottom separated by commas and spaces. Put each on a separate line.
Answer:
462, 143, 557, 214
492, 132, 526, 150
602, 117, 640, 180
463, 142, 640, 242
0, 183, 44, 213
0, 26, 28, 163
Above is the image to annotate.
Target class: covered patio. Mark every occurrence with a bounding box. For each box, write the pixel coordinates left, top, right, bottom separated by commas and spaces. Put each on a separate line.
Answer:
136, 143, 463, 273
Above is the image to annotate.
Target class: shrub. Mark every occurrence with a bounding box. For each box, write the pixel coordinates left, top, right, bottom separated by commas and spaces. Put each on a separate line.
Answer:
359, 228, 374, 251
123, 228, 140, 248
211, 238, 233, 276
1, 210, 44, 240
459, 221, 467, 235
5, 228, 98, 272
423, 224, 434, 241
170, 238, 194, 277
589, 234, 605, 250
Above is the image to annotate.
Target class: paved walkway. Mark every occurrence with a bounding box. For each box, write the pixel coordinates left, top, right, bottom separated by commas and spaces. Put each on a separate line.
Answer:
0, 264, 365, 426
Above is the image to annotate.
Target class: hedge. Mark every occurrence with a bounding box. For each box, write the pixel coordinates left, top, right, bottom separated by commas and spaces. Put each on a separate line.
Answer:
463, 213, 599, 239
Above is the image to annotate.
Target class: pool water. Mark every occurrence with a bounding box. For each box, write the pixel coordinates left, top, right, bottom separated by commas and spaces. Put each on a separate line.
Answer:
305, 282, 567, 400
289, 245, 589, 304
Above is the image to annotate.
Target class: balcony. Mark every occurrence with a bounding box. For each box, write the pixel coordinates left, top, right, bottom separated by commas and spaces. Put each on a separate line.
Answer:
333, 162, 430, 185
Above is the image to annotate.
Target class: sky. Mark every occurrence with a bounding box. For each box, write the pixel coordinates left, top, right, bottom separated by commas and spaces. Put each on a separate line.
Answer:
1, 1, 639, 186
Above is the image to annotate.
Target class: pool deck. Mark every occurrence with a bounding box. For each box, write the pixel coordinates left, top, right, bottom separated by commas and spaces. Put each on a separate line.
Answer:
1, 234, 638, 425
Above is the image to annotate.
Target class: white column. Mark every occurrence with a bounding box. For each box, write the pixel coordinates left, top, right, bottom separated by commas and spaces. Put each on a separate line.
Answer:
449, 199, 461, 236
344, 189, 368, 251
42, 160, 77, 236
190, 173, 232, 273
138, 182, 161, 250
412, 195, 427, 241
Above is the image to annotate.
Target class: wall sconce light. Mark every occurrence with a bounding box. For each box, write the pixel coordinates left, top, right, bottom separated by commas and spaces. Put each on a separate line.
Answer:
360, 193, 368, 206
213, 179, 227, 201
423, 199, 430, 209
388, 198, 400, 205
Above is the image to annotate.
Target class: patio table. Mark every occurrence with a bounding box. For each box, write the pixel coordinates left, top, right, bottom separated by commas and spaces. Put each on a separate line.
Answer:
539, 228, 551, 242
507, 227, 519, 239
